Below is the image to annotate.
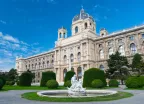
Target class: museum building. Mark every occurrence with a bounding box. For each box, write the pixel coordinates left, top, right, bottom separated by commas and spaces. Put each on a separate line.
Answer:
15, 9, 144, 83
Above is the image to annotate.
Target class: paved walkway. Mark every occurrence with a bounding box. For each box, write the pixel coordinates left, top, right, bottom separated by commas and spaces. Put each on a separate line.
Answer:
0, 88, 144, 104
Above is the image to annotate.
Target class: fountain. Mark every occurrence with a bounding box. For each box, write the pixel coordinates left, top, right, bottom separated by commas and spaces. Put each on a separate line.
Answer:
68, 74, 86, 96
37, 74, 117, 98
37, 59, 117, 97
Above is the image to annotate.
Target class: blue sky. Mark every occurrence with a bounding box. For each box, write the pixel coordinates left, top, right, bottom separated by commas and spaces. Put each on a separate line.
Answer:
0, 0, 144, 71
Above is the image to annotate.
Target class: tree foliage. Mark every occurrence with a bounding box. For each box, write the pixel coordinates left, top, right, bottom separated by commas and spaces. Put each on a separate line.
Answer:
106, 51, 129, 84
7, 68, 18, 81
131, 53, 144, 76
107, 51, 129, 75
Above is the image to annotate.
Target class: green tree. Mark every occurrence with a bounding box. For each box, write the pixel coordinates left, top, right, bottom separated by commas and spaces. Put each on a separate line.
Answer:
131, 53, 144, 76
106, 51, 129, 84
27, 70, 35, 79
7, 68, 18, 81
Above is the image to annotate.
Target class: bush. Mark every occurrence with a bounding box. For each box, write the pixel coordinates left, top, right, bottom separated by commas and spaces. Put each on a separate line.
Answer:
64, 80, 71, 87
109, 79, 119, 87
64, 71, 75, 82
139, 76, 144, 86
83, 68, 106, 87
91, 79, 104, 88
125, 77, 143, 88
0, 76, 6, 85
0, 79, 4, 90
19, 72, 33, 86
6, 81, 15, 86
40, 71, 56, 87
46, 80, 58, 89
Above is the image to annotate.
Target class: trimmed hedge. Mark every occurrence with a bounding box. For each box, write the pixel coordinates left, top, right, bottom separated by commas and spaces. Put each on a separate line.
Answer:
91, 79, 104, 88
0, 79, 4, 90
64, 80, 71, 87
46, 80, 58, 89
83, 68, 106, 87
19, 72, 33, 86
125, 77, 143, 88
17, 81, 20, 86
109, 79, 119, 87
40, 71, 56, 87
64, 71, 75, 82
139, 76, 144, 86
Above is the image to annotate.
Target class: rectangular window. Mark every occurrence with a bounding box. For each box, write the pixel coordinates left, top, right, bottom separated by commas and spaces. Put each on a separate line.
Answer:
142, 34, 144, 39
129, 36, 134, 40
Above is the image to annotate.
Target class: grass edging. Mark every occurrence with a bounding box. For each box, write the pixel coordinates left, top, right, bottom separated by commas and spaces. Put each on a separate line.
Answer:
21, 91, 133, 102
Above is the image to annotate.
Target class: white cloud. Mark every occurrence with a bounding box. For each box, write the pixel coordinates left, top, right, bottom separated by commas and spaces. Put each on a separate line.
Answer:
21, 41, 29, 46
3, 35, 19, 43
0, 32, 44, 71
21, 46, 28, 52
0, 20, 6, 24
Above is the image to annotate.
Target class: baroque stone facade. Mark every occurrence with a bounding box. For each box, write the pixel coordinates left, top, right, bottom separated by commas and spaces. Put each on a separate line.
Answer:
15, 9, 144, 83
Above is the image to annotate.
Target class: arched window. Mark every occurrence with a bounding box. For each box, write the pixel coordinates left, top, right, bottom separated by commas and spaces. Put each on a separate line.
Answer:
119, 45, 125, 56
43, 62, 45, 68
38, 72, 40, 78
70, 54, 74, 62
99, 65, 104, 70
118, 39, 122, 43
100, 49, 104, 59
130, 43, 137, 54
101, 33, 104, 37
64, 55, 67, 64
77, 67, 82, 80
75, 26, 78, 33
59, 32, 62, 38
63, 69, 67, 81
77, 52, 81, 62
51, 60, 54, 66
99, 44, 102, 48
35, 63, 37, 69
85, 23, 88, 29
108, 48, 113, 56
32, 64, 33, 69
47, 61, 49, 67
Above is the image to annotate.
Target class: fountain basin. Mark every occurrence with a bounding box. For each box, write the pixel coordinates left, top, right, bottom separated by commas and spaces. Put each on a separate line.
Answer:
37, 90, 117, 98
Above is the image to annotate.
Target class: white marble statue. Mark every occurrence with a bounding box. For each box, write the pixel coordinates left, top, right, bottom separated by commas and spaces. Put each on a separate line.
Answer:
68, 74, 86, 96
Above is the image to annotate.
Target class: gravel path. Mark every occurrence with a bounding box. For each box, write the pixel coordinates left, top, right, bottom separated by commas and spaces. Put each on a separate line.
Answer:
0, 88, 144, 104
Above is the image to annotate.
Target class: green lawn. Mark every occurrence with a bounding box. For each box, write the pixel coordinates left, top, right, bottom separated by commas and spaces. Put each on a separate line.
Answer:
21, 91, 133, 102
2, 85, 66, 90
2, 85, 118, 91
125, 87, 144, 90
